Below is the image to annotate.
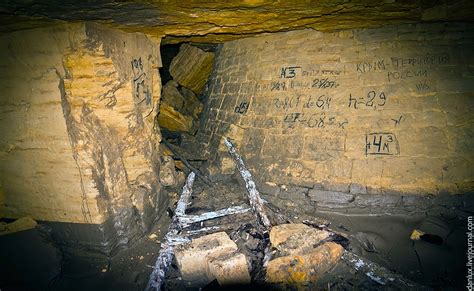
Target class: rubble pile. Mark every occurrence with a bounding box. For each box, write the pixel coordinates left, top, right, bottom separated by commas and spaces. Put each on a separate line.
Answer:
157, 44, 211, 135
146, 139, 428, 291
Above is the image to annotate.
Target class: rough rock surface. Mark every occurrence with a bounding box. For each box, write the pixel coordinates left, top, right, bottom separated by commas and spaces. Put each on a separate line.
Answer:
266, 242, 343, 284
159, 156, 178, 187
1, 2, 473, 43
0, 22, 164, 253
207, 252, 251, 286
174, 231, 242, 286
157, 104, 194, 133
161, 80, 185, 111
159, 80, 203, 133
270, 224, 331, 256
169, 44, 214, 94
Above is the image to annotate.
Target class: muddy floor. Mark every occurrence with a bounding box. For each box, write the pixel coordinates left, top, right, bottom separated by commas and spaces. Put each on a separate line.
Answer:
0, 174, 470, 290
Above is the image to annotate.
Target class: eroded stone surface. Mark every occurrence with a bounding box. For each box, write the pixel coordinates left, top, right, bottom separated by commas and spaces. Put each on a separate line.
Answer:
174, 231, 238, 285
0, 22, 164, 253
266, 242, 343, 284
208, 252, 251, 286
270, 224, 331, 256
1, 2, 473, 43
169, 44, 215, 94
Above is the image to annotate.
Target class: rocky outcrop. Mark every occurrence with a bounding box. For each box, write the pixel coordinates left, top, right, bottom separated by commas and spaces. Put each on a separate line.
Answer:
0, 22, 164, 254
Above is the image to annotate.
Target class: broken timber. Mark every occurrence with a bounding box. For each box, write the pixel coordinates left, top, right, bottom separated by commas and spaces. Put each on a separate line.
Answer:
146, 172, 252, 290
224, 137, 271, 232
146, 172, 195, 291
179, 204, 250, 227
342, 251, 427, 289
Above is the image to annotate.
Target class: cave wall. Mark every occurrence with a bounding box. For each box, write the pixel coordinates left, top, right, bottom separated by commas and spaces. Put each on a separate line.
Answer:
0, 22, 164, 253
200, 23, 474, 196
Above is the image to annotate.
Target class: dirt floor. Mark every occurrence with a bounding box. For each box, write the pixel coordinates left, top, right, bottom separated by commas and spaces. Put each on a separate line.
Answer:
0, 174, 470, 290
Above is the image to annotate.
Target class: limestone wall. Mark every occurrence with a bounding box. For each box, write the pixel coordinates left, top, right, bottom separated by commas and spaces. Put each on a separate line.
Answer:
201, 23, 474, 195
0, 22, 164, 241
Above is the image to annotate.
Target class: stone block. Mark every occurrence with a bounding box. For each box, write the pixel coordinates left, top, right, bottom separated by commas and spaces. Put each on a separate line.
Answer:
161, 80, 185, 111
159, 156, 177, 187
169, 44, 215, 94
157, 104, 194, 133
207, 252, 251, 286
270, 224, 331, 256
321, 181, 350, 193
174, 232, 238, 284
180, 86, 204, 119
266, 242, 343, 284
308, 189, 354, 206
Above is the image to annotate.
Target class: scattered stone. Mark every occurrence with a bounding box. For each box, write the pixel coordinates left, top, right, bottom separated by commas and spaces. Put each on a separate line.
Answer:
157, 104, 194, 133
159, 156, 178, 187
270, 224, 331, 256
207, 252, 251, 286
174, 232, 238, 285
169, 44, 215, 94
180, 86, 204, 119
266, 242, 343, 284
0, 217, 37, 235
410, 229, 424, 240
161, 80, 186, 111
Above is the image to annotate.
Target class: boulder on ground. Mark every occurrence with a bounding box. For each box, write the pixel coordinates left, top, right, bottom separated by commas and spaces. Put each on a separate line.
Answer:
270, 223, 331, 256
266, 242, 343, 284
174, 232, 250, 287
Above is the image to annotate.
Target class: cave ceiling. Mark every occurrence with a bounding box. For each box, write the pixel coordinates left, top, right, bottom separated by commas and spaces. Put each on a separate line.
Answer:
1, 1, 473, 44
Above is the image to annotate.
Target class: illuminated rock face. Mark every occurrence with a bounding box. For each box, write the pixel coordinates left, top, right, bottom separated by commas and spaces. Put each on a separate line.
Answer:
1, 1, 473, 43
0, 22, 164, 253
200, 23, 474, 195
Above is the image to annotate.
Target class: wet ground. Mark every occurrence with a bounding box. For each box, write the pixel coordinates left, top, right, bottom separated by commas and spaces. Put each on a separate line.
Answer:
0, 174, 470, 290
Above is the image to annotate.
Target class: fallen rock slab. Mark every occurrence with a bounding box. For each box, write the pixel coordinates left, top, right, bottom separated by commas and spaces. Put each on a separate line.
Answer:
157, 104, 194, 133
169, 44, 214, 94
266, 242, 343, 284
270, 223, 331, 256
175, 231, 251, 287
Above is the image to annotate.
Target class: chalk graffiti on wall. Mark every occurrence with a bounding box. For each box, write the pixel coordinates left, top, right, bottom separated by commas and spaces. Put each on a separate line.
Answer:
234, 101, 249, 114
283, 112, 348, 130
365, 132, 399, 156
348, 91, 387, 110
280, 66, 301, 78
131, 57, 152, 106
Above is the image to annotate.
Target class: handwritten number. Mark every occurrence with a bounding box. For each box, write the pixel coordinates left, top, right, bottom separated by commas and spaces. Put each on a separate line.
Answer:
367, 91, 376, 107
378, 92, 387, 106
